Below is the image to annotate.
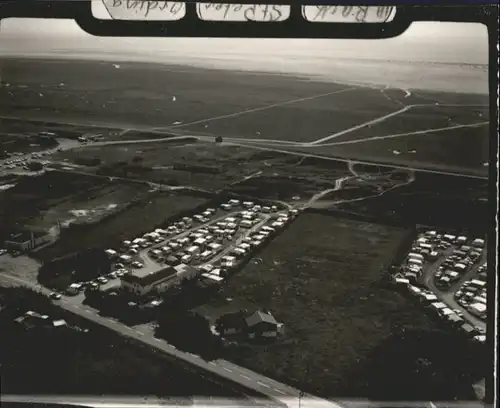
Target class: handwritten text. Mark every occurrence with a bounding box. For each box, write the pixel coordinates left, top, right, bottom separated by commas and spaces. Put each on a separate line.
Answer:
103, 0, 186, 20
303, 6, 394, 23
197, 3, 289, 22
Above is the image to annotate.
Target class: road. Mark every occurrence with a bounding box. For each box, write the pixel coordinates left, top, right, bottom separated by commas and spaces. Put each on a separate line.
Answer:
302, 176, 352, 209
0, 271, 345, 408
307, 103, 488, 146
138, 210, 245, 269
317, 121, 489, 147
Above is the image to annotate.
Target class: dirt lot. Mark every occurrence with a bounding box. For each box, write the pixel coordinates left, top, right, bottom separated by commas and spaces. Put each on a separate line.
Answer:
0, 169, 208, 261
35, 190, 208, 262
0, 171, 150, 237
0, 254, 41, 284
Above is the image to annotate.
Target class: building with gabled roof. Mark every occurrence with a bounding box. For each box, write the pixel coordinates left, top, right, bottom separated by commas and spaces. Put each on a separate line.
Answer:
121, 263, 198, 296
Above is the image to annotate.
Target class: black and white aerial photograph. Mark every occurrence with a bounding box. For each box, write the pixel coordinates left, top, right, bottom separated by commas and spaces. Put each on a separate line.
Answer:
0, 3, 494, 408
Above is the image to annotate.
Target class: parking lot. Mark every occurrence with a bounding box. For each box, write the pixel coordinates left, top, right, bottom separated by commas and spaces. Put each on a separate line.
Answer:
0, 135, 83, 174
392, 229, 487, 342
64, 199, 299, 298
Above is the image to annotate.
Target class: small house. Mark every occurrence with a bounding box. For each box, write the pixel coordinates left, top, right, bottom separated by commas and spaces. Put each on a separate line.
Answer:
246, 311, 284, 339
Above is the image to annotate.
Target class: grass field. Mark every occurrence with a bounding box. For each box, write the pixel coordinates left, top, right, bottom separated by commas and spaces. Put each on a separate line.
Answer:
0, 59, 490, 173
0, 170, 208, 257
199, 213, 452, 398
55, 142, 347, 194
296, 121, 489, 173
197, 213, 487, 400
327, 104, 488, 143
335, 172, 489, 231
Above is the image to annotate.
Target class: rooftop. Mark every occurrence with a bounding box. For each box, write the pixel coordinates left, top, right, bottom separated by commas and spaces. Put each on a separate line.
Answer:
122, 263, 196, 286
5, 229, 47, 243
245, 310, 278, 327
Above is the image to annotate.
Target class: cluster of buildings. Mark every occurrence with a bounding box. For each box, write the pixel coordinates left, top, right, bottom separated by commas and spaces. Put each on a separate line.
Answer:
69, 199, 297, 300
13, 310, 89, 333
406, 286, 485, 343
391, 229, 487, 344
454, 263, 487, 321
434, 235, 485, 290
393, 230, 485, 286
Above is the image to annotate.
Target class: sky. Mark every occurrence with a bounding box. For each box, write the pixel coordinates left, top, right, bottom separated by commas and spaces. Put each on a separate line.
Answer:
0, 4, 489, 93
0, 3, 488, 65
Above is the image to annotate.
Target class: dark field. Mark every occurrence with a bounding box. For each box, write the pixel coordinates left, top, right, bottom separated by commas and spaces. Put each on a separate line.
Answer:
297, 123, 489, 174
0, 171, 208, 260
0, 57, 491, 175
0, 287, 250, 399
205, 214, 486, 400
335, 171, 489, 231
35, 189, 208, 263
327, 104, 488, 143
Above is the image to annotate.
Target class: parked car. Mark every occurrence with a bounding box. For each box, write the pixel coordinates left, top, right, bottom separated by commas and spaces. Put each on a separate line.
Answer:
50, 292, 62, 300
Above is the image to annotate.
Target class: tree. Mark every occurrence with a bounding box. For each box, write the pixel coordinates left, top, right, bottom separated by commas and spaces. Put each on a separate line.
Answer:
74, 248, 111, 281
156, 311, 219, 356
27, 161, 43, 171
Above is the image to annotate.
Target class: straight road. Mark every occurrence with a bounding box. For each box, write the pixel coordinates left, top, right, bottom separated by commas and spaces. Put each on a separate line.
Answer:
307, 103, 488, 146
1, 271, 345, 408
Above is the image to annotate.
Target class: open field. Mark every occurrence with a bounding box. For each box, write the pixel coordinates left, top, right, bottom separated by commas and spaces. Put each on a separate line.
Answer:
0, 170, 208, 259
334, 171, 488, 231
0, 57, 349, 130
0, 57, 491, 175
326, 104, 488, 144
195, 213, 487, 400
198, 215, 425, 395
178, 86, 401, 141
291, 121, 489, 174
0, 287, 250, 399
54, 143, 347, 195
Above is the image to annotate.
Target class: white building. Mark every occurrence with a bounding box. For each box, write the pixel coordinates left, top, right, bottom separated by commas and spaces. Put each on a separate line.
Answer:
121, 263, 198, 296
